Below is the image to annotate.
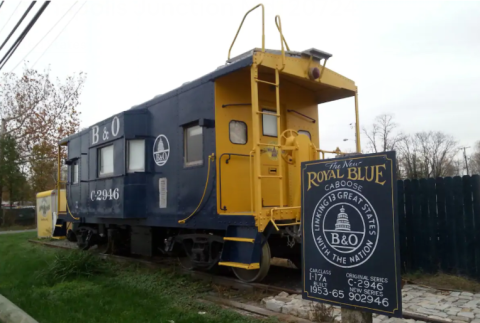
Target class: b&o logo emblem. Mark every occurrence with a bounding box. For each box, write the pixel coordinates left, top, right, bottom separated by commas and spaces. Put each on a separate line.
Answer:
39, 198, 50, 217
153, 134, 170, 166
311, 188, 379, 268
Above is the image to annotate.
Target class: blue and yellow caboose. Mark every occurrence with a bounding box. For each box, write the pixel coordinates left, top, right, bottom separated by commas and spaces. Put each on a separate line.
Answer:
55, 5, 361, 282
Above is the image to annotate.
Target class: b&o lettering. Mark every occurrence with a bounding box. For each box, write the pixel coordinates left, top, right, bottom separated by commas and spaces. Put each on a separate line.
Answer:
92, 126, 99, 144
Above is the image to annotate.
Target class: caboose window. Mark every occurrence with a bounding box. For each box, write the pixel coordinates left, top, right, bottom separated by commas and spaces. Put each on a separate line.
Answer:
298, 130, 311, 139
72, 163, 79, 184
185, 125, 203, 166
262, 109, 277, 137
127, 140, 145, 172
99, 145, 114, 177
229, 120, 247, 144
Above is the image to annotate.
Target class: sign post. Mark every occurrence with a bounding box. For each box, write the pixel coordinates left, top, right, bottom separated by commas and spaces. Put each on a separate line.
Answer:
301, 152, 402, 319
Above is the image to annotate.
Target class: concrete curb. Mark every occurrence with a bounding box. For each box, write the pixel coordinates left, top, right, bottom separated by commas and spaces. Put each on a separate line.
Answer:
0, 294, 38, 323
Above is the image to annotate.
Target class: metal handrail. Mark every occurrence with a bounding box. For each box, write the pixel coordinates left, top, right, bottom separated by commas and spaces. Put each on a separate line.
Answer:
56, 145, 61, 218
228, 4, 265, 61
287, 109, 316, 123
275, 15, 290, 51
274, 15, 287, 70
317, 147, 348, 159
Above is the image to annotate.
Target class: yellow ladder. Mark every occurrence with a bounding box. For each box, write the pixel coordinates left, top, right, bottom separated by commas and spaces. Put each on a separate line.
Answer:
250, 64, 284, 232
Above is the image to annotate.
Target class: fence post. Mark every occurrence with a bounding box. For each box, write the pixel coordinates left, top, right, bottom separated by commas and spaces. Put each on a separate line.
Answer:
472, 175, 480, 279
453, 176, 466, 274
427, 178, 438, 272
419, 179, 431, 271
397, 180, 407, 272
412, 179, 423, 271
463, 176, 475, 278
436, 177, 448, 271
444, 177, 456, 272
404, 179, 414, 271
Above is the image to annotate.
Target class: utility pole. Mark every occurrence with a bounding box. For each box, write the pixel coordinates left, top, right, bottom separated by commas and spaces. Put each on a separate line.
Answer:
460, 146, 470, 176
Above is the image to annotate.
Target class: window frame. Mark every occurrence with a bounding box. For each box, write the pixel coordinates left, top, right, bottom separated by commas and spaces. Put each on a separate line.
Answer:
298, 130, 311, 140
71, 162, 79, 184
229, 120, 248, 145
127, 139, 146, 173
98, 144, 114, 178
184, 124, 204, 167
262, 108, 278, 137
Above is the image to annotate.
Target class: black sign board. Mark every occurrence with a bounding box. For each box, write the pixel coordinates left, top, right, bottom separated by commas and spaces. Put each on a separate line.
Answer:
301, 152, 401, 317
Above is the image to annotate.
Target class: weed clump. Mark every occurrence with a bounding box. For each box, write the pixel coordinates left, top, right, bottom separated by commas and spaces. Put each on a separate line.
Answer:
310, 302, 336, 323
37, 250, 110, 285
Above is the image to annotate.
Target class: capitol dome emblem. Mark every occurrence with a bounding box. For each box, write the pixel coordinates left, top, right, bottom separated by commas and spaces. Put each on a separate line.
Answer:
153, 134, 170, 166
311, 188, 379, 268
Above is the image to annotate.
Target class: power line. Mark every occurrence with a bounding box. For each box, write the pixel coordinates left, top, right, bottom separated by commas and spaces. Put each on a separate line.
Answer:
0, 1, 50, 71
0, 1, 4, 11
0, 2, 23, 37
0, 1, 36, 53
33, 1, 86, 68
11, 1, 78, 72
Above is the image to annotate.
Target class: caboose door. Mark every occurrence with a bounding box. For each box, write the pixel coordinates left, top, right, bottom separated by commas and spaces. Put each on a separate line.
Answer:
258, 101, 287, 207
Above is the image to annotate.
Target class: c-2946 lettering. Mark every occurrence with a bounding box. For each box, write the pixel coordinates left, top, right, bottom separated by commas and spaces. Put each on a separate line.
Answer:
90, 188, 120, 201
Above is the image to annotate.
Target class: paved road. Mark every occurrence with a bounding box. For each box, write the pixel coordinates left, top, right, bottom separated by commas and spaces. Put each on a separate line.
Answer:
0, 229, 36, 235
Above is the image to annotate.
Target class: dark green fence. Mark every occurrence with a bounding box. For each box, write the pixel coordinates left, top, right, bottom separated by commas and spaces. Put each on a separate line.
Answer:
398, 175, 480, 278
0, 207, 36, 227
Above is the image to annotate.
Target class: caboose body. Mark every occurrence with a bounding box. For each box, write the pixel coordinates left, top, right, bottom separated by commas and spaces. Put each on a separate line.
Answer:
56, 7, 360, 282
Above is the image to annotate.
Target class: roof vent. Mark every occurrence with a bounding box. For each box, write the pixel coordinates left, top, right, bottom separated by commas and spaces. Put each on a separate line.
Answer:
301, 48, 332, 61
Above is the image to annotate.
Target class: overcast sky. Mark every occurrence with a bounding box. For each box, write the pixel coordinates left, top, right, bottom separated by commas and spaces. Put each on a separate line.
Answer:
1, 0, 479, 156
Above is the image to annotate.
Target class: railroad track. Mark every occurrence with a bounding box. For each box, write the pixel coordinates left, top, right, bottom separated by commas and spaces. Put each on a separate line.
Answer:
28, 239, 449, 323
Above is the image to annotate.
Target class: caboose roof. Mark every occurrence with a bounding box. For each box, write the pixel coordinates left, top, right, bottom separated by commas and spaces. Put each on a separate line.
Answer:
129, 47, 356, 111
129, 50, 255, 111
60, 48, 356, 145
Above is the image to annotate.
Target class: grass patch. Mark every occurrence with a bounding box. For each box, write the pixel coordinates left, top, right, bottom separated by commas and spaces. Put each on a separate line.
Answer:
36, 250, 111, 285
404, 271, 480, 292
0, 224, 36, 231
0, 232, 273, 323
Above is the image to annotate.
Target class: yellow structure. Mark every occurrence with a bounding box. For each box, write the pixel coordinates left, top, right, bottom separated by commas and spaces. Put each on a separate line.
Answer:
36, 190, 66, 239
215, 4, 360, 235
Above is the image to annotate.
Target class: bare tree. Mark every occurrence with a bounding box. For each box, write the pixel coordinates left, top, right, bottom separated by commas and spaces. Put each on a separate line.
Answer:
362, 114, 405, 153
397, 135, 427, 179
398, 131, 458, 179
417, 131, 458, 178
449, 159, 464, 177
470, 141, 480, 175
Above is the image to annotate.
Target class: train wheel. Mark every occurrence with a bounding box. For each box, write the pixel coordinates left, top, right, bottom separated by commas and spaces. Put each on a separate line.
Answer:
66, 229, 77, 242
178, 256, 195, 270
75, 227, 107, 251
76, 228, 93, 250
232, 241, 271, 283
